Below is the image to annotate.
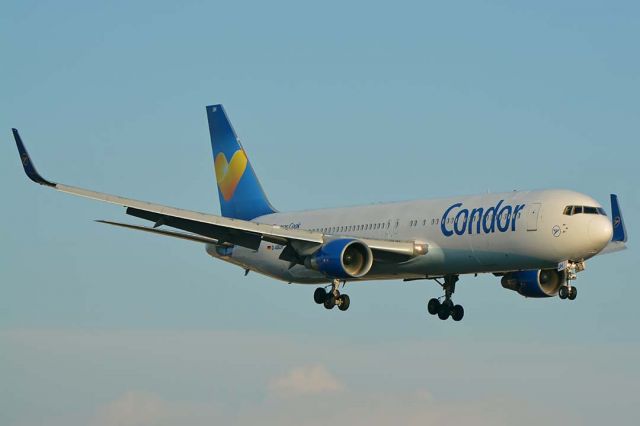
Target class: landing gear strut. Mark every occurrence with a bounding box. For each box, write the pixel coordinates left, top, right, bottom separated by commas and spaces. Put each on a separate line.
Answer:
313, 279, 350, 311
427, 275, 464, 321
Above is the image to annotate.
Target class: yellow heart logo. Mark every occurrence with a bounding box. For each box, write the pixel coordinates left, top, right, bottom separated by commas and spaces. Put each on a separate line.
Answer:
215, 150, 248, 201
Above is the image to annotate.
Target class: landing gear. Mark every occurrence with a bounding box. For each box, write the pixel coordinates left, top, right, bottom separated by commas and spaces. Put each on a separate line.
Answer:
338, 294, 350, 311
559, 286, 568, 299
438, 300, 452, 320
314, 279, 350, 312
427, 275, 464, 321
559, 285, 578, 300
451, 304, 464, 321
568, 286, 577, 300
558, 261, 582, 301
314, 287, 327, 304
427, 298, 440, 315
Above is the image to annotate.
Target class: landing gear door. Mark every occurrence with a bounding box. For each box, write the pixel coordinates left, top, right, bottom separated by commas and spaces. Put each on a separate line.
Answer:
526, 203, 541, 231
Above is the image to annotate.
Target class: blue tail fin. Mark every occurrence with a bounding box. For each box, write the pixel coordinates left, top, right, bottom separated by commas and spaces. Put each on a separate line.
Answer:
206, 104, 277, 220
610, 194, 627, 243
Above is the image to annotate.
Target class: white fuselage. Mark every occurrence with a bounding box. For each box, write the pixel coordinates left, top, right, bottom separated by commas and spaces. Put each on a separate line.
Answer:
206, 189, 613, 284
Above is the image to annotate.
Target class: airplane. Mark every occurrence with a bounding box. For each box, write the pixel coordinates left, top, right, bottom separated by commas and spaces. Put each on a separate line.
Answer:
11, 104, 628, 321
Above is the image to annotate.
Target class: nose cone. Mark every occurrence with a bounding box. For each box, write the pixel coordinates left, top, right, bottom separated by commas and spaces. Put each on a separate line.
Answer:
589, 217, 613, 252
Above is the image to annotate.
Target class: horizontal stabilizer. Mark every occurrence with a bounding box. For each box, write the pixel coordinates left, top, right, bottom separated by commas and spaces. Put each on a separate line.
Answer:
598, 241, 627, 255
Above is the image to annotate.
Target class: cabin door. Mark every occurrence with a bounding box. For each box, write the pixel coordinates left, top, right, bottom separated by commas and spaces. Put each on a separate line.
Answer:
526, 203, 541, 231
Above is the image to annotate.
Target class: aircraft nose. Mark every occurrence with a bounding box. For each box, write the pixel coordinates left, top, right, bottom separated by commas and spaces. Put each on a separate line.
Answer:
588, 216, 613, 251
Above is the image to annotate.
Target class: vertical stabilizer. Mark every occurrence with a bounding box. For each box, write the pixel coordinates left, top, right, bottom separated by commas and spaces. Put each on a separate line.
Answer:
206, 105, 277, 220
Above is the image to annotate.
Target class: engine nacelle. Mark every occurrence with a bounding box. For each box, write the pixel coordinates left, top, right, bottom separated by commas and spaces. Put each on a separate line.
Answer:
501, 269, 566, 298
305, 239, 373, 279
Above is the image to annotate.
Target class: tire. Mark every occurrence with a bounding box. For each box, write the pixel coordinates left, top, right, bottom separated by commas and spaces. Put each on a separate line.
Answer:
427, 298, 440, 315
568, 286, 577, 300
314, 287, 328, 304
451, 305, 464, 321
437, 304, 451, 320
324, 296, 336, 310
338, 294, 350, 311
558, 286, 568, 300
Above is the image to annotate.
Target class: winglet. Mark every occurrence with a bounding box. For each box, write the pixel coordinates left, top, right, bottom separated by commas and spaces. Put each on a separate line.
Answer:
610, 194, 627, 243
12, 128, 56, 187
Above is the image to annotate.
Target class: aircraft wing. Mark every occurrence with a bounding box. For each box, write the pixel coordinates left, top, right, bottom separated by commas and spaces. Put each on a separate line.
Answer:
12, 129, 426, 262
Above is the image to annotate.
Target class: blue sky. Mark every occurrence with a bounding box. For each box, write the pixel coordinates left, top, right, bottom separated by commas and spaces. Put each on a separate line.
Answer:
1, 1, 638, 425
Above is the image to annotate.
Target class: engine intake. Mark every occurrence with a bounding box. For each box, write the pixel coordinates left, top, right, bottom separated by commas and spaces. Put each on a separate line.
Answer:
501, 269, 565, 298
305, 239, 373, 279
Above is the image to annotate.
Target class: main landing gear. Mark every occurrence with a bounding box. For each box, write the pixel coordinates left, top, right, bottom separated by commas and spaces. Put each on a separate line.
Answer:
558, 261, 582, 301
314, 279, 350, 311
558, 285, 577, 300
427, 275, 464, 321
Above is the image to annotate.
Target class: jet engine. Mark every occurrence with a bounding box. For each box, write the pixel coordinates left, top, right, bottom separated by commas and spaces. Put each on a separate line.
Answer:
501, 269, 566, 298
305, 239, 373, 279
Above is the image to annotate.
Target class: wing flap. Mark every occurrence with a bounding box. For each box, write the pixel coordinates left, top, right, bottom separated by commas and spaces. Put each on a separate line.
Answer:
96, 220, 221, 245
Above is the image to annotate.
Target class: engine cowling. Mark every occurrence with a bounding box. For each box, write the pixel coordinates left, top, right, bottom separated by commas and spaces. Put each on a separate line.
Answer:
501, 269, 566, 298
305, 239, 373, 279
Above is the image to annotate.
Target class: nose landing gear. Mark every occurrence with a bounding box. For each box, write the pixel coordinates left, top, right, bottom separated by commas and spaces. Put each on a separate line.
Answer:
558, 261, 582, 301
427, 275, 464, 321
313, 279, 350, 311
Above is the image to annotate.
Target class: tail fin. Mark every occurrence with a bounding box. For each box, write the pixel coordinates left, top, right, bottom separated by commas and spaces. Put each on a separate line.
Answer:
206, 104, 277, 220
610, 194, 627, 243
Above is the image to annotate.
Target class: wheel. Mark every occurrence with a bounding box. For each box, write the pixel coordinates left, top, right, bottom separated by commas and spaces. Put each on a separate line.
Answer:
324, 296, 336, 309
314, 287, 328, 304
451, 305, 464, 321
338, 294, 350, 311
558, 286, 569, 300
437, 303, 451, 320
442, 299, 454, 311
427, 298, 440, 315
568, 286, 577, 300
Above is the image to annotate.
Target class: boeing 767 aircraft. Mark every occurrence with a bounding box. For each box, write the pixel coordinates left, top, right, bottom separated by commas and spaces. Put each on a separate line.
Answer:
12, 104, 628, 321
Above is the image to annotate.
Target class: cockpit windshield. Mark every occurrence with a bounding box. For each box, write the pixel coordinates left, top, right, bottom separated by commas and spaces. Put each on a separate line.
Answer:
563, 205, 607, 216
